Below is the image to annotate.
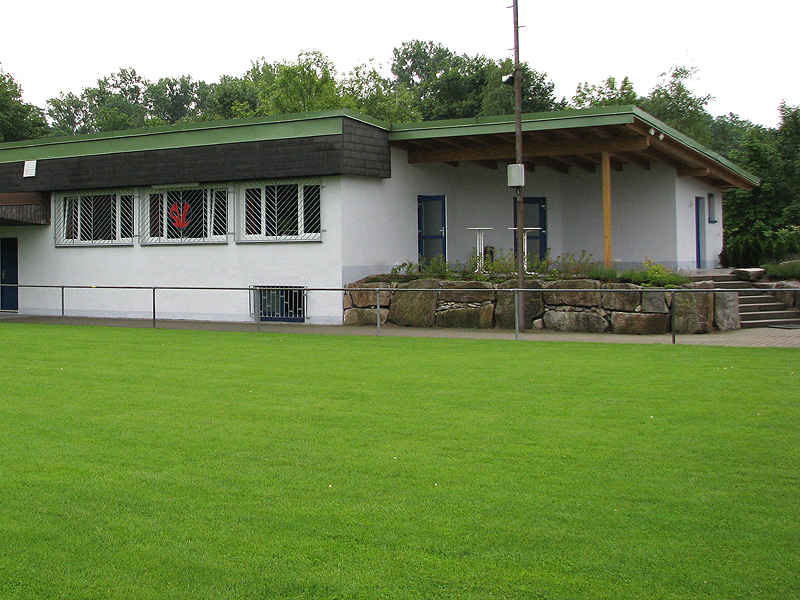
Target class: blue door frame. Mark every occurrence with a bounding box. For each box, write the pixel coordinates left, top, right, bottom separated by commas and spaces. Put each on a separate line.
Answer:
418, 195, 446, 261
695, 196, 706, 268
513, 197, 547, 260
1, 237, 19, 311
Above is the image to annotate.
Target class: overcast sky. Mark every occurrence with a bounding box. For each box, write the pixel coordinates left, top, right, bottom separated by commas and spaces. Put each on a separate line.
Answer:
1, 0, 794, 128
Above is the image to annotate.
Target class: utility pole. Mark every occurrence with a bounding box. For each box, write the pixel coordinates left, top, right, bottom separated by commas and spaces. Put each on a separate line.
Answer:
512, 0, 525, 332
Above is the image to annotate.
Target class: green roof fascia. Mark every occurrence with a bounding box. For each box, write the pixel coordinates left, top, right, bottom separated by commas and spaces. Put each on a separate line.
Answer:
390, 105, 760, 187
388, 105, 639, 139
626, 106, 760, 187
0, 109, 390, 164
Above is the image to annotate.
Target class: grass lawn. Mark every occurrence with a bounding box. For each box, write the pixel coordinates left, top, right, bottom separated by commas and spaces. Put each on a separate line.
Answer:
0, 323, 798, 599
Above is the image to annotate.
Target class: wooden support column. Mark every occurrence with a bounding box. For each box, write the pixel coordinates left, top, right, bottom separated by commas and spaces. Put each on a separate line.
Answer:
602, 151, 612, 268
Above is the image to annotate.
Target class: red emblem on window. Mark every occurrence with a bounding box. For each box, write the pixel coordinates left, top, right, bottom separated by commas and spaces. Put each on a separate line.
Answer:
170, 201, 190, 228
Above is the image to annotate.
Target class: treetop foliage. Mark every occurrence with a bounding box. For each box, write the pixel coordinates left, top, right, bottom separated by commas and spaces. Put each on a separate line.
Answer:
0, 65, 48, 143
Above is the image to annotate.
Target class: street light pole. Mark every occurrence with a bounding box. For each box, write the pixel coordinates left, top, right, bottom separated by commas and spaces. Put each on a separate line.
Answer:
513, 0, 525, 332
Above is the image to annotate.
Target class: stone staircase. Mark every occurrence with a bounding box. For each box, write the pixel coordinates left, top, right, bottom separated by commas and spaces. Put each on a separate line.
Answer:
695, 272, 800, 329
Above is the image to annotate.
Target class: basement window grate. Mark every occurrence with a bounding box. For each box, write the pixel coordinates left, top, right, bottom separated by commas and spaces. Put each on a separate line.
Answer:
253, 286, 306, 322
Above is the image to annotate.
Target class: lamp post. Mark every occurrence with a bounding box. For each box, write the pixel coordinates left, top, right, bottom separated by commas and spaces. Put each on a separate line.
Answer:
512, 0, 525, 332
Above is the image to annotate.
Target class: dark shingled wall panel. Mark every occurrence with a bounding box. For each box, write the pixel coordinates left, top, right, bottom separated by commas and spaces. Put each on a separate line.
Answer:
0, 136, 342, 193
0, 201, 50, 225
0, 120, 391, 194
342, 119, 391, 178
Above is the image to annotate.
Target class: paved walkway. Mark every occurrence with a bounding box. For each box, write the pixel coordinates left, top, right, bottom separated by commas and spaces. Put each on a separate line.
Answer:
2, 313, 799, 348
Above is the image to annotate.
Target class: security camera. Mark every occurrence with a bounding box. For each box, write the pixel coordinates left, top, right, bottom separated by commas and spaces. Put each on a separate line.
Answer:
502, 74, 515, 86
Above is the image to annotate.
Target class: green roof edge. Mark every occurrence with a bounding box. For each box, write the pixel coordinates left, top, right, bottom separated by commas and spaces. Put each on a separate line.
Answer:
0, 105, 757, 187
388, 105, 759, 186
0, 109, 391, 163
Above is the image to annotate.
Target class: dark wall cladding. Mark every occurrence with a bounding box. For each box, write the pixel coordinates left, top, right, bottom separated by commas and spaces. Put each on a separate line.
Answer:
0, 202, 51, 225
341, 119, 391, 178
0, 118, 392, 194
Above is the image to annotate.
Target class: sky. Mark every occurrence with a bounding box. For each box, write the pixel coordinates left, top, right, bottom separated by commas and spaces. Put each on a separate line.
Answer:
1, 0, 794, 128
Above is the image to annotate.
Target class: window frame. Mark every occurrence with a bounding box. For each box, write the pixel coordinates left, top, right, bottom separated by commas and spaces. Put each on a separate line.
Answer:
54, 190, 135, 246
707, 192, 718, 224
236, 180, 322, 243
139, 185, 230, 245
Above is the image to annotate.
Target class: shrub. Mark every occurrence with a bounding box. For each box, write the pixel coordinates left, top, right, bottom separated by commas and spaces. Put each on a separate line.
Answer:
723, 226, 800, 267
763, 261, 800, 280
619, 260, 690, 287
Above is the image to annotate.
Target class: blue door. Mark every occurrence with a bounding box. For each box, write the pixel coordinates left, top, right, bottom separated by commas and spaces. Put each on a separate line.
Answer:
1, 237, 19, 311
513, 197, 547, 260
418, 195, 446, 262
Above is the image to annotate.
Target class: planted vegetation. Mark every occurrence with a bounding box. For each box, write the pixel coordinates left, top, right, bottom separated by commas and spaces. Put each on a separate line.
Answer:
382, 252, 691, 287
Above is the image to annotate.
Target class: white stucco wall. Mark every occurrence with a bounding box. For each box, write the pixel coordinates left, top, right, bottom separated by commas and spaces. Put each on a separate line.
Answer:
1, 153, 728, 323
1, 180, 346, 324
339, 147, 567, 283
676, 177, 723, 270
561, 162, 680, 268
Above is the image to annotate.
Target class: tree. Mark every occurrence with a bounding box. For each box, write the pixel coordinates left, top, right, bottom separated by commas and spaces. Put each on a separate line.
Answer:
47, 68, 151, 134
145, 76, 208, 125
571, 76, 639, 109
339, 61, 420, 123
391, 40, 561, 121
0, 67, 48, 142
639, 66, 715, 146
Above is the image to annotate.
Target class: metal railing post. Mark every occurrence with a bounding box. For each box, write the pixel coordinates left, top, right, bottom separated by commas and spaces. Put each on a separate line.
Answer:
671, 290, 676, 344
514, 289, 520, 341
61, 286, 65, 325
376, 288, 381, 336
152, 287, 157, 329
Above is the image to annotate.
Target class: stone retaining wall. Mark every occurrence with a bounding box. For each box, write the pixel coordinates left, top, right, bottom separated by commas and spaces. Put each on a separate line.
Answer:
755, 280, 800, 308
343, 277, 741, 334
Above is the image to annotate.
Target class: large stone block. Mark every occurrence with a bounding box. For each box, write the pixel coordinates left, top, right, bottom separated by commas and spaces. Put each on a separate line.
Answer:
543, 279, 601, 307
601, 283, 641, 312
543, 309, 609, 333
344, 307, 388, 326
438, 280, 495, 303
774, 281, 800, 308
673, 281, 714, 334
733, 268, 765, 281
641, 290, 670, 314
347, 281, 393, 308
714, 291, 741, 331
435, 304, 494, 328
387, 279, 439, 327
610, 312, 669, 335
494, 279, 544, 330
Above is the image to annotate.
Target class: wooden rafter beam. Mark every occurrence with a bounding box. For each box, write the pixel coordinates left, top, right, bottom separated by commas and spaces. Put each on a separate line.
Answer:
617, 152, 651, 170
533, 156, 570, 174
474, 160, 499, 170
556, 155, 596, 173
678, 167, 710, 177
407, 135, 650, 164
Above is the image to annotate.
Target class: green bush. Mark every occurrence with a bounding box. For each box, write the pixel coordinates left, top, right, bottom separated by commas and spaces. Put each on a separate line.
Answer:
619, 260, 691, 287
723, 226, 800, 267
763, 261, 800, 279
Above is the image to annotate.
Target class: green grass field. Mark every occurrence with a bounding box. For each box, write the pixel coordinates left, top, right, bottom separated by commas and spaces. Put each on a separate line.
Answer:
0, 323, 798, 599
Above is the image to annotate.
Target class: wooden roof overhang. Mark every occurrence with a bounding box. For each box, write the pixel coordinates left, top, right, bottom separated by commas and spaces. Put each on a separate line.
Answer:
389, 106, 759, 191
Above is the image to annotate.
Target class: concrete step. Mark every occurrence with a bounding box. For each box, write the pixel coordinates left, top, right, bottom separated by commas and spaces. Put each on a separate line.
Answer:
742, 318, 800, 329
739, 303, 791, 313
713, 280, 758, 290
738, 294, 776, 304
740, 310, 800, 322
687, 272, 736, 282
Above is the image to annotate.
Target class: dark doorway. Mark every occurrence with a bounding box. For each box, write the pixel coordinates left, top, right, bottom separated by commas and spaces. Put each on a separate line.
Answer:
1, 237, 19, 311
513, 197, 547, 260
418, 195, 446, 262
